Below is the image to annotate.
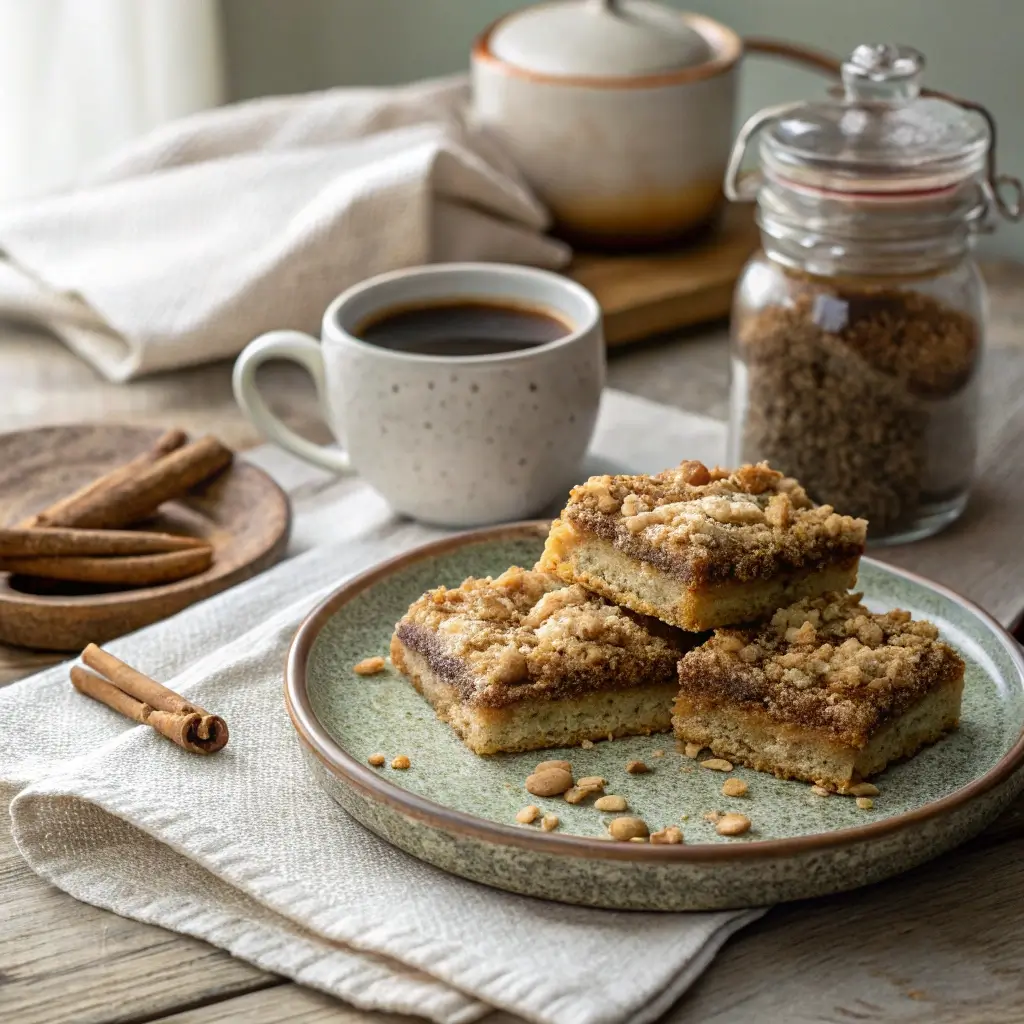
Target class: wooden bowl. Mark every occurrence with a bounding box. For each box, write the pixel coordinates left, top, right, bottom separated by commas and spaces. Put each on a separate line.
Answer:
0, 424, 290, 651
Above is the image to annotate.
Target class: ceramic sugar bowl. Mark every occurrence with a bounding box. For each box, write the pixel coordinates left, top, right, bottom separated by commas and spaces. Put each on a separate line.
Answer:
471, 0, 741, 246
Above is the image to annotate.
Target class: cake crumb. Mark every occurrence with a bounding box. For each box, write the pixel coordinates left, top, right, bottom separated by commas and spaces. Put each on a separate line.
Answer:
564, 786, 595, 805
700, 758, 733, 772
541, 813, 559, 832
856, 797, 875, 810
516, 805, 540, 824
703, 811, 722, 824
811, 785, 831, 797
716, 813, 751, 837
722, 778, 748, 798
367, 753, 386, 767
609, 816, 649, 841
391, 755, 411, 770
849, 782, 880, 797
566, 775, 606, 802
650, 826, 684, 845
683, 742, 703, 758
354, 656, 386, 675
626, 759, 649, 774
526, 767, 574, 796
581, 738, 595, 749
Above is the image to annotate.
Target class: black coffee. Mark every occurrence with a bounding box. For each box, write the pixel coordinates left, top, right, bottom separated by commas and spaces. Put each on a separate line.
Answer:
356, 301, 570, 356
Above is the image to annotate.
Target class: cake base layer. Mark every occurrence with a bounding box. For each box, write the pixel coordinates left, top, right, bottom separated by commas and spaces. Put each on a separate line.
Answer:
391, 637, 676, 755
542, 531, 859, 631
672, 672, 964, 791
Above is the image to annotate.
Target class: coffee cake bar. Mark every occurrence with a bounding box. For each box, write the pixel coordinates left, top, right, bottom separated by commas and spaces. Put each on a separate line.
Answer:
391, 567, 696, 755
539, 461, 867, 631
673, 592, 965, 790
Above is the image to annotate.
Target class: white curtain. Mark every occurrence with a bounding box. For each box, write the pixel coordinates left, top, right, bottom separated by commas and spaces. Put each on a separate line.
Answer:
0, 0, 224, 202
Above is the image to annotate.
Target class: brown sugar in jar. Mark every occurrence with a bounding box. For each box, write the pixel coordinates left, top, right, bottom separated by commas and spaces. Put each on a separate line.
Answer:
721, 43, 1013, 542
732, 270, 983, 537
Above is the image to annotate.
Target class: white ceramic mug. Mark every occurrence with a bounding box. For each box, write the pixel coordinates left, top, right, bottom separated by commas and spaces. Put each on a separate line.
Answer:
233, 263, 605, 527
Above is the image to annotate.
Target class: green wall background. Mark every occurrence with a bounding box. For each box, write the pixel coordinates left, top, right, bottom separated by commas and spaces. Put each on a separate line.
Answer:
222, 0, 1024, 259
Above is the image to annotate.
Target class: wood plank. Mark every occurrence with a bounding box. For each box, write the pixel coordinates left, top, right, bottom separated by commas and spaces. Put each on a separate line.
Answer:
0, 647, 61, 686
149, 985, 402, 1024
0, 822, 278, 1024
669, 835, 1024, 1024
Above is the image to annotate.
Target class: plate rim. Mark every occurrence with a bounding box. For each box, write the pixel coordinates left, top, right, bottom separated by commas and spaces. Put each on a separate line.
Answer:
285, 521, 1024, 863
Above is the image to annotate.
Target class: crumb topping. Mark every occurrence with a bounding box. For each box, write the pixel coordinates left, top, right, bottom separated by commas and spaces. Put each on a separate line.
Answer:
394, 566, 688, 707
678, 592, 964, 747
353, 656, 386, 675
715, 813, 751, 836
553, 462, 867, 584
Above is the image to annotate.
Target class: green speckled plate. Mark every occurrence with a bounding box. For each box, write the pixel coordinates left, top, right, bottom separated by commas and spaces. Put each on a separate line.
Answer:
286, 522, 1024, 910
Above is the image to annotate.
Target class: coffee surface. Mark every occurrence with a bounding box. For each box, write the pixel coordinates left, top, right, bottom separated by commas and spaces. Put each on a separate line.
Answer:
356, 301, 569, 357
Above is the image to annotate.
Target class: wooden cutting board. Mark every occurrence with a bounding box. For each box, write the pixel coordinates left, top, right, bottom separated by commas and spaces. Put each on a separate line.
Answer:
568, 204, 758, 346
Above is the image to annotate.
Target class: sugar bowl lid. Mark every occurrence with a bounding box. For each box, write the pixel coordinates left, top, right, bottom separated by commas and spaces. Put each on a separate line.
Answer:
483, 0, 736, 79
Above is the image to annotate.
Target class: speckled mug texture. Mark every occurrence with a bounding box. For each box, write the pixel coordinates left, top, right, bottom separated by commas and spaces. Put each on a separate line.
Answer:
290, 528, 1024, 911
325, 265, 604, 527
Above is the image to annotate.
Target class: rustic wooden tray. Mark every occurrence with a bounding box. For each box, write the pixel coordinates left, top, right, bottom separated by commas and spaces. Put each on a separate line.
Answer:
0, 424, 290, 651
568, 204, 758, 346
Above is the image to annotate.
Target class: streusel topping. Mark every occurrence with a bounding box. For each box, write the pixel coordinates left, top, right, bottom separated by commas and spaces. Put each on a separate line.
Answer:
558, 462, 867, 584
678, 592, 964, 747
394, 566, 686, 707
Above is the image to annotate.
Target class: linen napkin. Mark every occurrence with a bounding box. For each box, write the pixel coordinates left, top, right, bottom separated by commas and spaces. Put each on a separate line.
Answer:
1, 392, 760, 1024
0, 76, 569, 383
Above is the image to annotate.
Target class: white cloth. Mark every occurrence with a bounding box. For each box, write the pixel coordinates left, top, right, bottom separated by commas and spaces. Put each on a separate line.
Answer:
1, 392, 757, 1024
0, 77, 569, 382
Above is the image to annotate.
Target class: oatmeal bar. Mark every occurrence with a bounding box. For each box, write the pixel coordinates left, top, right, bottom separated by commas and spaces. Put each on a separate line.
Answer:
390, 567, 696, 755
538, 461, 866, 631
673, 592, 965, 791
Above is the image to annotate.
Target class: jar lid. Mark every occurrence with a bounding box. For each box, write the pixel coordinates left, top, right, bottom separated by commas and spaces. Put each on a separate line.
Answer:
487, 0, 716, 78
761, 44, 989, 194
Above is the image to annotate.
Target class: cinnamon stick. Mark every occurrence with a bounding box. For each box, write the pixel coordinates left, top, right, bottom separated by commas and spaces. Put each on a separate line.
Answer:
20, 428, 187, 529
70, 667, 206, 750
0, 526, 207, 558
20, 433, 232, 530
73, 643, 228, 753
62, 435, 234, 529
0, 546, 213, 586
84, 642, 214, 718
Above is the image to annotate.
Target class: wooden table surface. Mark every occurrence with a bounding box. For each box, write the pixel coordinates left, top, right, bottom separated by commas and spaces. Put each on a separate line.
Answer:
3, 263, 1024, 1024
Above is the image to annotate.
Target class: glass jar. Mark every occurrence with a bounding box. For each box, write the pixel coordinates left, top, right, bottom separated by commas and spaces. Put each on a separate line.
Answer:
725, 43, 1020, 543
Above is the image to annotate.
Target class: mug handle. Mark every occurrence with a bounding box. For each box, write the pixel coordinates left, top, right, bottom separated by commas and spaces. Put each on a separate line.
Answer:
232, 331, 353, 474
